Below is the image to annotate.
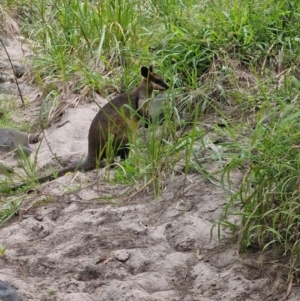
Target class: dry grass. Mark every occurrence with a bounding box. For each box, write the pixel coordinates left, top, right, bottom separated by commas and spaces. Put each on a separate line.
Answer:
0, 5, 19, 38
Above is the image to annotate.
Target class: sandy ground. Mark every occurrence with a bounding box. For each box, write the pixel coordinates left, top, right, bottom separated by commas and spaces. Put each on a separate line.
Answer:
1, 37, 300, 301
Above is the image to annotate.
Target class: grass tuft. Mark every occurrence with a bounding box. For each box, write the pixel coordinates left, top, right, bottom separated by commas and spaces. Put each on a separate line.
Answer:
221, 100, 300, 277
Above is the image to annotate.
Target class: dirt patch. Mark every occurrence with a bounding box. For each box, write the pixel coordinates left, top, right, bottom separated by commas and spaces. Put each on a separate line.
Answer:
1, 37, 300, 301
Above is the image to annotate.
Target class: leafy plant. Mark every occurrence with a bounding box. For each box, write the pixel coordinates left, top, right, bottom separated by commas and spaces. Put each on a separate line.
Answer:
0, 244, 6, 256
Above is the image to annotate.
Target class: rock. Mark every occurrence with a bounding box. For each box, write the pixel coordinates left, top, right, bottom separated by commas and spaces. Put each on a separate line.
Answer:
0, 74, 12, 83
28, 133, 40, 144
0, 280, 21, 301
114, 250, 130, 262
0, 61, 26, 81
12, 64, 26, 79
0, 128, 32, 157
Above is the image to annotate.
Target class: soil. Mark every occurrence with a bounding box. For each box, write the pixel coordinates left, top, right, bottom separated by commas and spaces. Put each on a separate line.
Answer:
0, 35, 300, 301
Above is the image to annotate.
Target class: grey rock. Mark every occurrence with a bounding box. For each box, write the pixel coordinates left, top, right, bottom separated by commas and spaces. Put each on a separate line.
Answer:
0, 61, 26, 81
0, 280, 21, 301
114, 250, 130, 262
0, 128, 32, 157
12, 64, 26, 79
0, 74, 11, 83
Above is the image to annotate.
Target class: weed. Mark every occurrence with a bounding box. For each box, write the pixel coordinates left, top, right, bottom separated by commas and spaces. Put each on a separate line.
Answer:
0, 198, 21, 226
47, 288, 56, 296
0, 244, 6, 256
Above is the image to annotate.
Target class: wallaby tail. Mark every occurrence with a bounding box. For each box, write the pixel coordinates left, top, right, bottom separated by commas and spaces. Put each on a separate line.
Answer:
0, 172, 57, 193
0, 159, 83, 193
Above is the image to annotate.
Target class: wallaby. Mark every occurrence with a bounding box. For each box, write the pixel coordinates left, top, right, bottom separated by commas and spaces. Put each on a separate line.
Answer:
6, 65, 168, 190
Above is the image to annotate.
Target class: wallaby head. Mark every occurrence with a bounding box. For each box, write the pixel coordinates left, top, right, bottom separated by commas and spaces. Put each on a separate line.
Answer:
137, 65, 169, 119
140, 65, 169, 91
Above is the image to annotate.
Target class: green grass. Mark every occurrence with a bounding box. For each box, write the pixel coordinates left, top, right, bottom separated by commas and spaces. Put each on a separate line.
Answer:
220, 100, 300, 279
2, 0, 300, 286
0, 198, 21, 227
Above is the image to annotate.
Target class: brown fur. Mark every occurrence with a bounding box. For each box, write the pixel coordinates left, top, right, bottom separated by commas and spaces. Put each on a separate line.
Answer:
32, 65, 169, 185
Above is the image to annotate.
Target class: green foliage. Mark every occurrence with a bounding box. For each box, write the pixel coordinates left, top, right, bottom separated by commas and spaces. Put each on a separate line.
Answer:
0, 244, 6, 256
0, 95, 17, 127
0, 198, 21, 226
17, 0, 147, 88
5, 0, 299, 99
221, 99, 300, 272
47, 288, 56, 296
112, 102, 203, 197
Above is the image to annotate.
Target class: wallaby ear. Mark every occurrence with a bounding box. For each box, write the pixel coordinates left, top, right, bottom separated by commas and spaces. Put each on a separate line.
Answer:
149, 65, 154, 72
141, 66, 149, 78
